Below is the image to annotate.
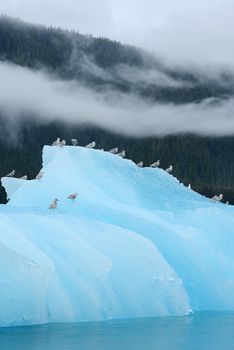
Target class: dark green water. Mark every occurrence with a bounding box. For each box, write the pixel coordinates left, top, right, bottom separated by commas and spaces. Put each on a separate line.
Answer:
0, 312, 234, 350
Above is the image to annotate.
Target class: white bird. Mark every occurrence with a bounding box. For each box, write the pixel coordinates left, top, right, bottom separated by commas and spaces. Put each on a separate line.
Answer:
86, 141, 96, 148
35, 171, 43, 180
71, 139, 78, 146
136, 161, 143, 168
226, 201, 229, 205
211, 194, 223, 202
188, 184, 191, 189
109, 147, 118, 154
52, 138, 61, 146
150, 160, 160, 168
165, 165, 173, 173
216, 194, 223, 202
117, 150, 125, 158
59, 140, 66, 147
49, 198, 59, 209
67, 193, 79, 201
6, 170, 15, 177
20, 175, 27, 180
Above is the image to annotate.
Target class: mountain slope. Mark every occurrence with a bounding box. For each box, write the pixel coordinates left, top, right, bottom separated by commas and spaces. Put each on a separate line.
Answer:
0, 15, 233, 103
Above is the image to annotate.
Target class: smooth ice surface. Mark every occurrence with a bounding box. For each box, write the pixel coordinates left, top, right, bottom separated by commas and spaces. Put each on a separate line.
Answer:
0, 145, 234, 326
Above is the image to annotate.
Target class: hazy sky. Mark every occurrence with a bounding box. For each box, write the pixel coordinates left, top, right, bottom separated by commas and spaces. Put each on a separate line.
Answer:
1, 0, 234, 65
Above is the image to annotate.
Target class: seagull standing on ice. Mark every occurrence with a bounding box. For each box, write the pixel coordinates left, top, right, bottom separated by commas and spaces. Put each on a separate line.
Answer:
109, 147, 118, 154
136, 161, 143, 167
165, 165, 173, 173
6, 170, 15, 177
59, 140, 66, 147
52, 138, 61, 146
117, 150, 125, 158
216, 194, 223, 202
150, 160, 160, 168
71, 139, 78, 146
49, 198, 59, 209
67, 193, 79, 201
86, 141, 96, 148
211, 194, 223, 202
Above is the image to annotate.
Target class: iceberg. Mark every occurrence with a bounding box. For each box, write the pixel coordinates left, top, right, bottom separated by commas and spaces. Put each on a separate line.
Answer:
0, 145, 234, 327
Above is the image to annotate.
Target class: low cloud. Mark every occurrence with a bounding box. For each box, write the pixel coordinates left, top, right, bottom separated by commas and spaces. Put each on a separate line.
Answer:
1, 61, 234, 137
70, 54, 188, 88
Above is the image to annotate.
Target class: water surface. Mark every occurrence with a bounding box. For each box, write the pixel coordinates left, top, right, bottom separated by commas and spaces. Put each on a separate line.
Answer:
0, 312, 234, 350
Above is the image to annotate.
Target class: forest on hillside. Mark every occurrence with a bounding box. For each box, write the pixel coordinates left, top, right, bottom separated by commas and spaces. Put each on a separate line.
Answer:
0, 16, 233, 204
